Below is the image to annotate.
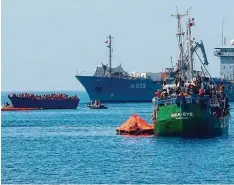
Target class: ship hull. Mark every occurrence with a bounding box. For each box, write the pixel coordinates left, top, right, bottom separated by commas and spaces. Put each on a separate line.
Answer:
87, 105, 108, 109
76, 76, 234, 102
226, 92, 234, 102
9, 97, 79, 109
76, 75, 161, 102
154, 103, 230, 137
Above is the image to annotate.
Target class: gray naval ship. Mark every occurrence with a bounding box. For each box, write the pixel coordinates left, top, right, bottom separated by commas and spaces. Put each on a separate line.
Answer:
75, 35, 234, 102
214, 39, 234, 101
75, 35, 162, 102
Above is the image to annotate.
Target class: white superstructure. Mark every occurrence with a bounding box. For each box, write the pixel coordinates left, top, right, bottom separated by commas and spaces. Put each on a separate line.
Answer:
214, 41, 234, 81
130, 72, 161, 81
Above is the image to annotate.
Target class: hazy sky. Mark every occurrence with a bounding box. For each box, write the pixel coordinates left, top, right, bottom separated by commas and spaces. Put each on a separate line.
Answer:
2, 0, 234, 91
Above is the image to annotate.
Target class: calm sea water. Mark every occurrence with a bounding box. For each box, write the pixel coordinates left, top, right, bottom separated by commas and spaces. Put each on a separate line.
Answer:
1, 91, 234, 184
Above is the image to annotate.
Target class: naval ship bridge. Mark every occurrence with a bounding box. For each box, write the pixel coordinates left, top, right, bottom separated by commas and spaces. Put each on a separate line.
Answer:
214, 40, 234, 81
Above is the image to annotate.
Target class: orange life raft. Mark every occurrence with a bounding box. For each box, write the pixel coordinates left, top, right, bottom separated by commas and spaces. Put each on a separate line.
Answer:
116, 114, 154, 136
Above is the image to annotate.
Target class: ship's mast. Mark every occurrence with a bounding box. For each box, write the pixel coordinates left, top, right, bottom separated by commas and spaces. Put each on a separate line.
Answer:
171, 7, 191, 81
107, 35, 113, 77
187, 17, 194, 81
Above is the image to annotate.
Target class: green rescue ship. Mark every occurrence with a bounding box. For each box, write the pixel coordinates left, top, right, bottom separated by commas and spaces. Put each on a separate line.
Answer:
152, 9, 230, 137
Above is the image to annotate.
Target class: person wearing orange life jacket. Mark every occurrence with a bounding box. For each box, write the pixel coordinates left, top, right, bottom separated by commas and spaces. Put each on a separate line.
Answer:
155, 90, 160, 98
179, 92, 187, 104
156, 90, 162, 99
219, 83, 225, 92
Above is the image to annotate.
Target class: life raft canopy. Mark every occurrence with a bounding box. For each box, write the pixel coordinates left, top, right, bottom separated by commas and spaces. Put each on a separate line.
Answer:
116, 114, 154, 136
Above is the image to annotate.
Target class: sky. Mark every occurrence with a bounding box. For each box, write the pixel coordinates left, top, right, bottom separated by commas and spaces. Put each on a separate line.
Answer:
1, 0, 234, 91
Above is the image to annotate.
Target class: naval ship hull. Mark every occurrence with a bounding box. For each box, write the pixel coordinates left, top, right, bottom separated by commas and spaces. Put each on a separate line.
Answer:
226, 93, 234, 102
76, 75, 161, 102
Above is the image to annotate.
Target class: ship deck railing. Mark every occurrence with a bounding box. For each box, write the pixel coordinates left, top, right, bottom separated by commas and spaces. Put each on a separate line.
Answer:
154, 95, 221, 107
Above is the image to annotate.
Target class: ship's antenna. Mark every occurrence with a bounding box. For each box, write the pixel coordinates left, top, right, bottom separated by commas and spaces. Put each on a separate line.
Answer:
224, 36, 226, 45
171, 7, 191, 80
170, 56, 173, 68
107, 35, 113, 77
222, 18, 224, 45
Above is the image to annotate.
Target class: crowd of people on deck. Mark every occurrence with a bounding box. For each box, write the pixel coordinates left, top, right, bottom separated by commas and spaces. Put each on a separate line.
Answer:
154, 73, 229, 110
8, 93, 79, 101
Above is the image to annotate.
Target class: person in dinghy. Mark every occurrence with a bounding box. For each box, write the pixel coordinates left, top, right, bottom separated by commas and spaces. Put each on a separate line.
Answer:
87, 100, 108, 109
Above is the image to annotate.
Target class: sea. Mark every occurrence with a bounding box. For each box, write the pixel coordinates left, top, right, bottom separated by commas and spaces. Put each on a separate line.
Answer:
1, 91, 234, 184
